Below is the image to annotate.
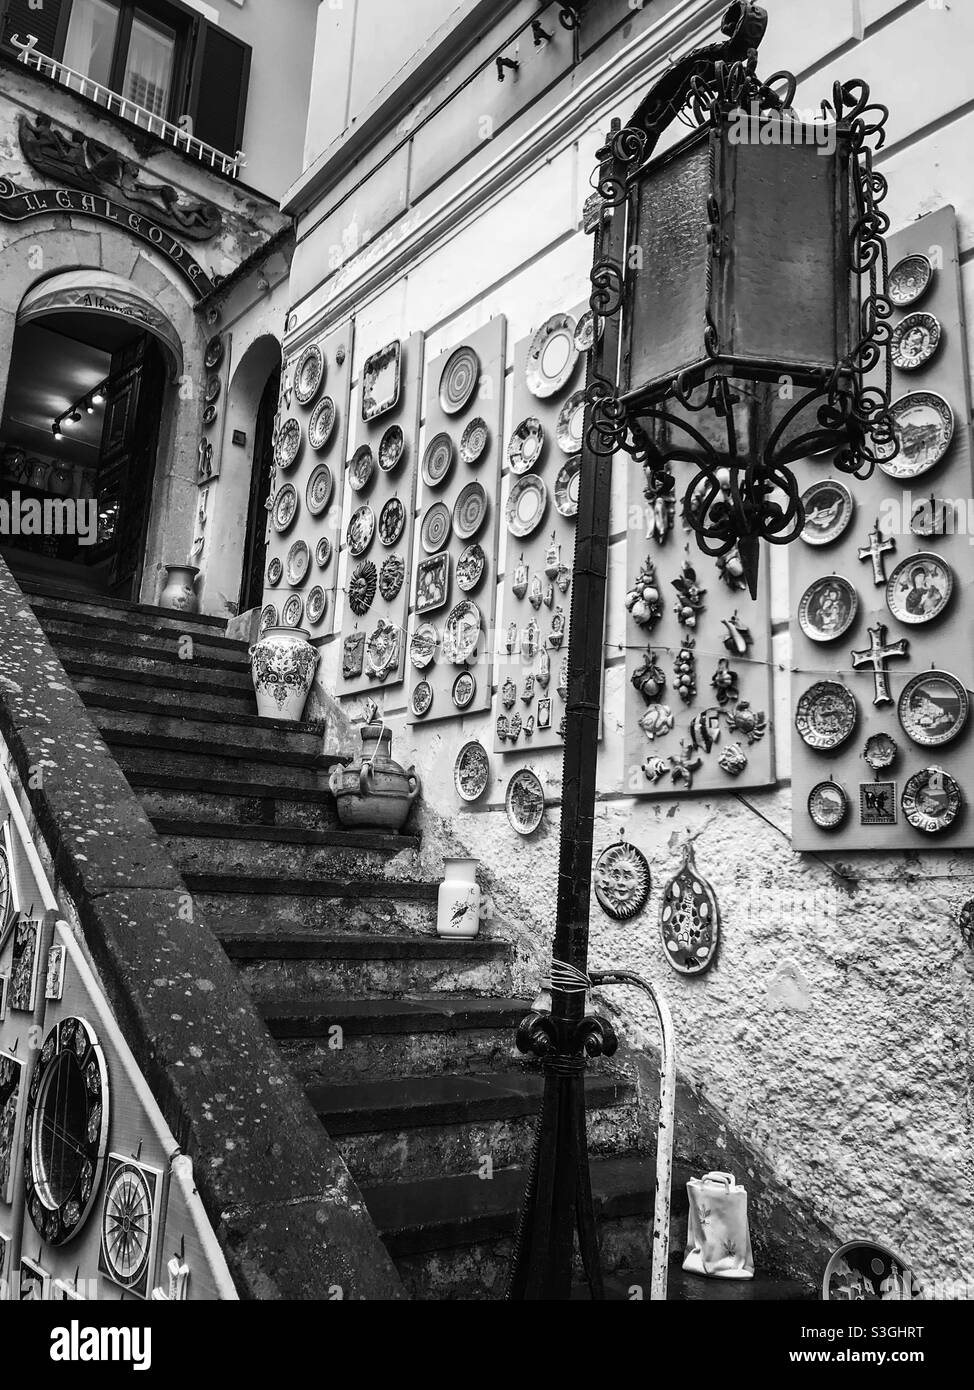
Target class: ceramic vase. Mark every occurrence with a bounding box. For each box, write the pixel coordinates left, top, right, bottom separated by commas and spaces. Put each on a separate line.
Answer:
436, 857, 481, 940
160, 565, 201, 614
249, 626, 319, 722
329, 716, 421, 832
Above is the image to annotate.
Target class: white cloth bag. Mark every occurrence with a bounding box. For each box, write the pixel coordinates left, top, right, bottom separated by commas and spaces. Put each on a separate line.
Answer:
683, 1171, 755, 1280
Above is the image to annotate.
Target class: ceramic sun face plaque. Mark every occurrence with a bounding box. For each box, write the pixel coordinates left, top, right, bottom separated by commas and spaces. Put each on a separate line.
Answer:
659, 843, 720, 975
593, 842, 652, 922
898, 670, 969, 748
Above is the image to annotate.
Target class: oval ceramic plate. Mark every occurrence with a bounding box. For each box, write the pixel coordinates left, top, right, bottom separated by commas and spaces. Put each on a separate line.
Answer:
881, 392, 954, 480
593, 843, 651, 921
455, 742, 490, 803
574, 310, 604, 354
309, 396, 337, 452
421, 502, 452, 555
422, 432, 455, 490
348, 444, 375, 493
306, 586, 327, 627
452, 671, 477, 711
460, 418, 489, 466
267, 556, 283, 588
456, 543, 486, 593
888, 253, 934, 308
286, 540, 311, 588
508, 418, 545, 475
506, 475, 549, 539
204, 376, 221, 405
439, 346, 480, 416
379, 496, 406, 548
795, 681, 858, 751
204, 335, 224, 370
275, 418, 302, 471
347, 505, 375, 557
443, 600, 482, 666
411, 681, 433, 718
898, 671, 969, 747
410, 622, 438, 670
554, 455, 581, 519
453, 481, 488, 541
378, 424, 405, 473
259, 603, 278, 635
506, 768, 545, 836
526, 314, 579, 399
901, 767, 962, 834
808, 781, 849, 831
306, 464, 334, 517
886, 552, 952, 625
316, 537, 332, 569
272, 484, 299, 534
556, 391, 587, 455
800, 479, 855, 546
379, 555, 405, 601
203, 404, 218, 428
798, 575, 859, 643
891, 312, 942, 372
281, 594, 304, 628
294, 344, 325, 405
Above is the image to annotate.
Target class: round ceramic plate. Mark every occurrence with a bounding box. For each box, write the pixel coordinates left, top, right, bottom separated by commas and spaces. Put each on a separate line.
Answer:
526, 313, 579, 399
282, 594, 304, 628
379, 497, 406, 547
306, 586, 327, 626
267, 556, 283, 587
275, 418, 302, 471
272, 484, 299, 534
455, 742, 490, 802
309, 397, 337, 452
460, 418, 489, 466
593, 843, 651, 921
574, 310, 604, 354
456, 543, 486, 593
410, 622, 438, 670
347, 505, 375, 557
379, 555, 405, 601
902, 767, 962, 834
556, 391, 587, 455
203, 404, 218, 428
421, 502, 452, 554
798, 575, 859, 643
422, 432, 455, 490
316, 537, 332, 569
823, 1240, 921, 1302
306, 464, 334, 517
348, 561, 377, 616
898, 670, 969, 747
204, 335, 224, 370
886, 552, 952, 625
411, 681, 433, 718
795, 681, 858, 751
864, 733, 899, 772
453, 481, 488, 541
259, 603, 278, 635
808, 782, 849, 831
800, 479, 855, 546
506, 768, 545, 836
888, 253, 934, 308
378, 424, 405, 473
452, 671, 477, 711
891, 312, 942, 372
439, 346, 480, 416
294, 344, 325, 405
204, 376, 221, 405
348, 444, 375, 493
881, 392, 954, 480
443, 600, 482, 665
286, 539, 311, 588
506, 475, 549, 539
508, 418, 545, 475
554, 455, 581, 519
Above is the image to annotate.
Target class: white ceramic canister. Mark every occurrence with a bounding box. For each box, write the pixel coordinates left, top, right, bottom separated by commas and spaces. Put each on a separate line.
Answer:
436, 857, 482, 940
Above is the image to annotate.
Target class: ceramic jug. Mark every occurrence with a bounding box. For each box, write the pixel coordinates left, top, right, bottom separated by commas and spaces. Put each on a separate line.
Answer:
160, 565, 201, 614
329, 710, 420, 832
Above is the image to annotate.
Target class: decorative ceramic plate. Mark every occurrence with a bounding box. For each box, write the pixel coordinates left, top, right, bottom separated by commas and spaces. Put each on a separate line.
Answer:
456, 543, 486, 592
362, 341, 401, 421
881, 392, 954, 479
379, 555, 405, 601
453, 481, 488, 541
798, 575, 859, 643
306, 464, 334, 517
410, 622, 438, 670
204, 376, 222, 405
316, 537, 332, 569
204, 335, 224, 370
421, 502, 452, 554
286, 540, 311, 588
443, 600, 482, 665
554, 455, 581, 519
282, 594, 304, 628
348, 561, 377, 616
294, 344, 325, 405
506, 768, 545, 836
306, 586, 327, 626
901, 767, 962, 834
800, 479, 855, 546
267, 556, 283, 587
574, 310, 604, 354
275, 418, 302, 471
411, 681, 433, 718
526, 314, 579, 399
891, 312, 942, 372
272, 484, 299, 534
367, 622, 401, 680
898, 671, 969, 747
378, 424, 405, 473
422, 432, 455, 489
259, 603, 278, 635
416, 552, 450, 615
439, 345, 480, 416
508, 418, 545, 475
347, 506, 375, 557
556, 391, 587, 454
455, 742, 490, 802
807, 781, 849, 831
506, 475, 549, 539
309, 397, 338, 452
888, 253, 934, 308
886, 551, 952, 625
795, 681, 858, 751
460, 418, 489, 466
594, 842, 651, 921
349, 445, 375, 493
203, 404, 218, 428
823, 1239, 922, 1302
452, 671, 477, 711
864, 733, 899, 771
379, 497, 406, 548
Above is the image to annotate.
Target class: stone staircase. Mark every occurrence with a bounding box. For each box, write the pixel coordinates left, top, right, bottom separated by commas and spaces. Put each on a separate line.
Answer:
21, 579, 826, 1301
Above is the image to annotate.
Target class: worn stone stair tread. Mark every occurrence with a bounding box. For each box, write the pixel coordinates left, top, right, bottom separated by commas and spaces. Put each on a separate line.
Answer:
154, 820, 420, 851
102, 729, 327, 766
65, 661, 256, 699
82, 690, 324, 735
189, 874, 438, 899
220, 930, 511, 960
124, 770, 340, 799
41, 629, 253, 671
262, 994, 530, 1038
575, 1263, 817, 1301
22, 582, 230, 629
35, 611, 250, 655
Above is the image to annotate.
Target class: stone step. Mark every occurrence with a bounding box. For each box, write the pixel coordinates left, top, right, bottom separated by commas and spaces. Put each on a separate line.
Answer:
24, 584, 231, 636
66, 662, 257, 711
131, 779, 341, 832
82, 689, 314, 736
115, 748, 337, 793
40, 627, 252, 674
574, 1260, 818, 1302
160, 822, 422, 881
221, 931, 513, 1000
311, 1072, 639, 1186
192, 886, 439, 943
99, 717, 324, 765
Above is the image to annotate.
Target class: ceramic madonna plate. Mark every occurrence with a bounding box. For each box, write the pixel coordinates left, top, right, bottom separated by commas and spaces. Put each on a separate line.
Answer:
798, 576, 859, 643
554, 456, 581, 519
800, 479, 854, 546
347, 505, 376, 557
422, 433, 455, 490
452, 670, 477, 711
901, 768, 962, 835
881, 392, 954, 480
309, 396, 337, 452
556, 391, 587, 455
306, 586, 327, 627
455, 742, 490, 802
807, 781, 849, 831
891, 312, 942, 372
294, 344, 325, 405
272, 484, 299, 534
362, 341, 401, 421
275, 418, 302, 471
456, 543, 486, 593
379, 497, 406, 548
348, 445, 375, 493
379, 424, 405, 473
453, 481, 488, 541
508, 418, 545, 475
795, 681, 858, 751
439, 346, 480, 416
411, 681, 433, 718
410, 622, 438, 670
898, 670, 969, 747
267, 556, 283, 587
306, 464, 334, 517
416, 552, 450, 615
443, 600, 482, 665
506, 475, 549, 539
460, 418, 489, 466
526, 314, 579, 399
887, 253, 934, 308
506, 768, 545, 836
421, 502, 452, 554
886, 552, 952, 625
286, 540, 311, 588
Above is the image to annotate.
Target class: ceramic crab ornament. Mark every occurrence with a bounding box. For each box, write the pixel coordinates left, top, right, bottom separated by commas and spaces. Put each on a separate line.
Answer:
672, 558, 707, 629
673, 636, 696, 704
631, 648, 666, 703
726, 700, 767, 745
659, 840, 721, 975
626, 557, 664, 631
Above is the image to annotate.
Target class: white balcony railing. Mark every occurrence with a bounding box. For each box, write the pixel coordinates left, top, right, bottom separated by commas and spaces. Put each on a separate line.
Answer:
11, 33, 245, 178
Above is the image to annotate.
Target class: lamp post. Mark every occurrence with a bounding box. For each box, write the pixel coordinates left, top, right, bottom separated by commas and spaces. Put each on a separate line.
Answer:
507, 0, 893, 1301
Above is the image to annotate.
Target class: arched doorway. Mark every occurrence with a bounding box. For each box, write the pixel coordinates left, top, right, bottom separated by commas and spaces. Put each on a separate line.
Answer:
240, 364, 280, 614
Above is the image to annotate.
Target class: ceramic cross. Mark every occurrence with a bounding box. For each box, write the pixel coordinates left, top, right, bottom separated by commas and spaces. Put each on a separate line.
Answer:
857, 520, 896, 585
851, 623, 910, 706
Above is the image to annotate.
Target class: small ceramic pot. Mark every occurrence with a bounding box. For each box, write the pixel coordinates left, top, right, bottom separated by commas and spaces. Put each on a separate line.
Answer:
436, 857, 481, 940
160, 565, 201, 614
249, 626, 319, 722
329, 719, 420, 832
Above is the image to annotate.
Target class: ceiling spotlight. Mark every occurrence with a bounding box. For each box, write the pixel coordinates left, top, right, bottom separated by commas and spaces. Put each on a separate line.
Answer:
53, 421, 63, 440
68, 410, 82, 424
91, 387, 106, 405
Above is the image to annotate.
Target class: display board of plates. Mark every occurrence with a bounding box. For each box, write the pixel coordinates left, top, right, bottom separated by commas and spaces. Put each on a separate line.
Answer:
789, 206, 974, 850
263, 321, 354, 640
492, 306, 592, 755
336, 331, 425, 697
406, 317, 507, 725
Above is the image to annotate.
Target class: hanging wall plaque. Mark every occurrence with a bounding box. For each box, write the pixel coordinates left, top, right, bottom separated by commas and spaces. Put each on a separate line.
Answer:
594, 843, 652, 922
659, 842, 720, 976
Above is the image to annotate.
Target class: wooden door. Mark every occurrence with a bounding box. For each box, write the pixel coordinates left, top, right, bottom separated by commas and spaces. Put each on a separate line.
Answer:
239, 365, 280, 614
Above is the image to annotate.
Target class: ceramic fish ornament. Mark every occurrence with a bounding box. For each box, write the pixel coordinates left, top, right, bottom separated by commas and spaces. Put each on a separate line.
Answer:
659, 841, 720, 975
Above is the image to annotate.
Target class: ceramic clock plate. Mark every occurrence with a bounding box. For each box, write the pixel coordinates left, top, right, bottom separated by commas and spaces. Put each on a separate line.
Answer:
880, 392, 954, 480
456, 543, 486, 592
888, 253, 934, 308
554, 455, 581, 519
898, 671, 969, 747
886, 552, 952, 625
349, 445, 375, 493
455, 742, 490, 802
316, 537, 332, 569
452, 670, 477, 711
901, 767, 962, 834
506, 768, 545, 836
411, 681, 433, 718
281, 593, 304, 628
422, 432, 455, 490
891, 312, 942, 372
306, 464, 334, 517
272, 484, 299, 534
574, 310, 604, 354
294, 344, 325, 405
267, 556, 283, 587
808, 781, 849, 831
506, 474, 549, 539
275, 418, 302, 471
798, 576, 859, 643
795, 681, 858, 751
800, 479, 854, 546
348, 561, 377, 616
526, 313, 579, 399
286, 539, 311, 588
460, 418, 489, 466
379, 555, 405, 601
415, 552, 450, 615
443, 600, 482, 665
556, 391, 587, 455
259, 604, 278, 635
379, 496, 406, 547
306, 586, 327, 626
347, 505, 375, 557
439, 345, 480, 416
309, 396, 338, 452
453, 481, 488, 541
379, 424, 405, 473
421, 502, 452, 554
362, 341, 401, 421
410, 622, 438, 670
508, 418, 545, 475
